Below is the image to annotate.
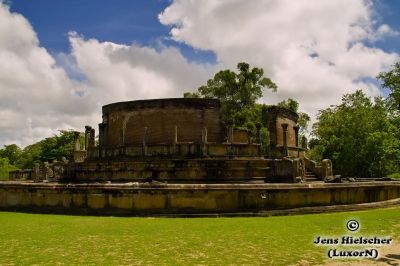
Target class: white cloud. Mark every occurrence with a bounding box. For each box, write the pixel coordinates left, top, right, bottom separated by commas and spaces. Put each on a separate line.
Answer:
0, 3, 96, 147
0, 0, 399, 147
0, 3, 213, 147
68, 33, 214, 103
159, 0, 399, 117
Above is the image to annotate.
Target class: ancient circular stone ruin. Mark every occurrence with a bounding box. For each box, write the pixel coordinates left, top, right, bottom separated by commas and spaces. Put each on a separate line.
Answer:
2, 98, 400, 216
74, 98, 313, 183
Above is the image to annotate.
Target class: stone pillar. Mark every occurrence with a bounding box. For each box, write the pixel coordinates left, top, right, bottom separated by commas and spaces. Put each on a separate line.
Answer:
173, 125, 178, 144
142, 127, 148, 156
172, 125, 178, 155
201, 127, 208, 144
282, 123, 289, 157
201, 127, 208, 157
73, 131, 81, 151
293, 125, 300, 147
301, 136, 308, 149
98, 123, 105, 148
33, 163, 41, 182
89, 128, 95, 148
84, 126, 91, 150
43, 162, 53, 180
227, 126, 234, 143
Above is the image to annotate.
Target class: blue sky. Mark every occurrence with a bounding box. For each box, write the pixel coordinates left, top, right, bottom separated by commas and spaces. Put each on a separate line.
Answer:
9, 0, 217, 63
8, 1, 400, 63
1, 0, 400, 146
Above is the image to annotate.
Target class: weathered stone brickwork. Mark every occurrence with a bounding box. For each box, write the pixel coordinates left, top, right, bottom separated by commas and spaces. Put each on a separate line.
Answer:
102, 98, 224, 147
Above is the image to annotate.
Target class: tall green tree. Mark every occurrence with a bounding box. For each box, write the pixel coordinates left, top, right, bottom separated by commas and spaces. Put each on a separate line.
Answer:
15, 130, 78, 169
377, 62, 400, 111
0, 144, 22, 165
311, 90, 400, 178
185, 62, 277, 125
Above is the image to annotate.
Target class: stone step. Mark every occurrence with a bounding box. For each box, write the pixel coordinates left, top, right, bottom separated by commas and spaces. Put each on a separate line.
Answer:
305, 177, 319, 182
305, 175, 316, 178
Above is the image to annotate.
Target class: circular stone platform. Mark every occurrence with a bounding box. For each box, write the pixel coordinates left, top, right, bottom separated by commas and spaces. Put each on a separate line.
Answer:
1, 181, 399, 216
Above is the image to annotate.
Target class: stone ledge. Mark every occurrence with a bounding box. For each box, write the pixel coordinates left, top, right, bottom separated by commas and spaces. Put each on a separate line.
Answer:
0, 180, 399, 190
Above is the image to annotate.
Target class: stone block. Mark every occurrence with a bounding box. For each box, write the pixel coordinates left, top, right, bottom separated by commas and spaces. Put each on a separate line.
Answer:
61, 193, 72, 208
72, 193, 86, 207
88, 194, 107, 209
44, 192, 60, 206
31, 191, 45, 206
110, 195, 133, 209
6, 192, 20, 206
133, 192, 166, 209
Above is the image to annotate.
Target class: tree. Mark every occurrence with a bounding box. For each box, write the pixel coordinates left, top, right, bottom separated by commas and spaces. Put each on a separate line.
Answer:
14, 130, 78, 169
0, 157, 18, 180
310, 90, 400, 178
0, 144, 22, 165
377, 62, 400, 111
185, 62, 277, 125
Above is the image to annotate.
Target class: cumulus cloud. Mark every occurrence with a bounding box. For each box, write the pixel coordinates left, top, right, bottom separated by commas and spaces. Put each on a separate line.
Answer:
159, 0, 399, 116
0, 3, 95, 146
68, 33, 214, 103
0, 0, 399, 147
0, 3, 213, 147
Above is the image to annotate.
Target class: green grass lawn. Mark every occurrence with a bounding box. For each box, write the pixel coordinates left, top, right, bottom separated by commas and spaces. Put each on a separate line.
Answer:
0, 207, 399, 265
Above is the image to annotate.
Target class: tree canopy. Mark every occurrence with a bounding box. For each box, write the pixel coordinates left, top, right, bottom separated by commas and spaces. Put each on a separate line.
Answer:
377, 62, 400, 111
310, 90, 400, 178
184, 62, 277, 125
0, 130, 80, 173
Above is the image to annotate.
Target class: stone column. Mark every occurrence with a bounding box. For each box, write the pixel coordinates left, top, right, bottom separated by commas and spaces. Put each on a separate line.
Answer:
201, 127, 208, 144
173, 125, 178, 144
84, 126, 91, 150
227, 126, 234, 143
293, 125, 300, 147
282, 123, 289, 157
89, 128, 95, 148
98, 123, 105, 148
33, 163, 41, 182
171, 125, 178, 155
73, 131, 81, 151
201, 127, 208, 157
142, 127, 148, 156
301, 136, 308, 149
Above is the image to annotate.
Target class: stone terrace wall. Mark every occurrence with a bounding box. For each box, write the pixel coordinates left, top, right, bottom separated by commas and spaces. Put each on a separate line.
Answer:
0, 182, 399, 215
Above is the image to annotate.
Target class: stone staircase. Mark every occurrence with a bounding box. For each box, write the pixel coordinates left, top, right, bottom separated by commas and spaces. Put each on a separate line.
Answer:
304, 169, 320, 182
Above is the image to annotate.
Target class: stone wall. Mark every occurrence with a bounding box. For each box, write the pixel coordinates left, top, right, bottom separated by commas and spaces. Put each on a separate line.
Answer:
101, 98, 224, 148
0, 182, 399, 215
9, 159, 70, 182
71, 157, 304, 183
266, 106, 304, 158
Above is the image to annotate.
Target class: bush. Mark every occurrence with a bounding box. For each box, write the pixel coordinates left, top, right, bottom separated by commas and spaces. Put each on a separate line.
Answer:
0, 157, 18, 180
388, 173, 400, 179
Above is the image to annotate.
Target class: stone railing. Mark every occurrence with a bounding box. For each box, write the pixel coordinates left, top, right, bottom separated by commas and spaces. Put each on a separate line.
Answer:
86, 142, 261, 160
267, 157, 305, 183
304, 157, 333, 180
9, 169, 33, 180
9, 158, 71, 182
73, 150, 87, 163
